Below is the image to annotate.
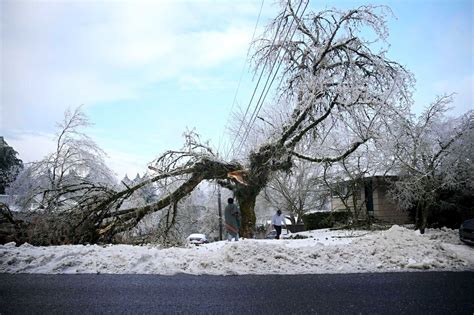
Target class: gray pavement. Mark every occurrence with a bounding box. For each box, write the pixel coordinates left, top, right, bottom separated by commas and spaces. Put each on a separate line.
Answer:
0, 271, 473, 314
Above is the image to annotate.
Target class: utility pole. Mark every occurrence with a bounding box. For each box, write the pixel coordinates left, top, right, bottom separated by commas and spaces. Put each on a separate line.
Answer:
217, 185, 223, 240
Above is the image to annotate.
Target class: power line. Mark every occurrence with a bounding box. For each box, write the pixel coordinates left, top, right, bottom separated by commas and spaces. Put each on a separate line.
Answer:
244, 0, 307, 140
232, 0, 309, 158
218, 0, 265, 157
216, 1, 266, 234
232, 0, 308, 158
226, 2, 291, 160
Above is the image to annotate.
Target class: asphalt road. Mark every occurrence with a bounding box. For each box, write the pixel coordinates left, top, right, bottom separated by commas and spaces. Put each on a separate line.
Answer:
1, 272, 473, 314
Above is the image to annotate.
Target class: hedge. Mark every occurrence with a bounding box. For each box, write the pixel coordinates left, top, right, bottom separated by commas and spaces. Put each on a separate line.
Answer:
302, 211, 351, 230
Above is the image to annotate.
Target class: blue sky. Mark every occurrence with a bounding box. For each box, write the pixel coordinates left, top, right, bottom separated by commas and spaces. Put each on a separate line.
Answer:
1, 0, 472, 178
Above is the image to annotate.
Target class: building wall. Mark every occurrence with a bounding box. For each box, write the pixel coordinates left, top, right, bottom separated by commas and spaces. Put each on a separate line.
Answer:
372, 179, 411, 224
330, 184, 368, 219
331, 177, 412, 224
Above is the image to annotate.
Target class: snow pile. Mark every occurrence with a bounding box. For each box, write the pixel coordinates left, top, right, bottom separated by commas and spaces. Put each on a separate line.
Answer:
0, 226, 472, 275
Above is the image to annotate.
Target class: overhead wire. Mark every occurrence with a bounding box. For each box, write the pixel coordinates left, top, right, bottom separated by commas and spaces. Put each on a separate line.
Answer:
238, 0, 308, 152
217, 0, 265, 157
225, 2, 291, 160
232, 0, 309, 158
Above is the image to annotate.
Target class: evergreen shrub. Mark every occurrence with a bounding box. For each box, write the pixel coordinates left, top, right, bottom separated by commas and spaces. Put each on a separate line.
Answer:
302, 211, 351, 230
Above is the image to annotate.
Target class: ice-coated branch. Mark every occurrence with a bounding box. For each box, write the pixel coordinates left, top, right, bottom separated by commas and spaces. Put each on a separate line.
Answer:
291, 139, 369, 163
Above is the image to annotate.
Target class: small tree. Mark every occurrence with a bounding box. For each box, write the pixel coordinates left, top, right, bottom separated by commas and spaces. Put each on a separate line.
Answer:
264, 155, 329, 225
6, 107, 118, 244
323, 154, 370, 222
389, 95, 473, 233
10, 107, 116, 212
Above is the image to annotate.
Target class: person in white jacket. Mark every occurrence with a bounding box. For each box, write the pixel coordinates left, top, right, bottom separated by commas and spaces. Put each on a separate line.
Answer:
271, 210, 287, 239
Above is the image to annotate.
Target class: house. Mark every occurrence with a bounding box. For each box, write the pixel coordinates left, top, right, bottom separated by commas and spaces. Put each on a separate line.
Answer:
331, 176, 411, 224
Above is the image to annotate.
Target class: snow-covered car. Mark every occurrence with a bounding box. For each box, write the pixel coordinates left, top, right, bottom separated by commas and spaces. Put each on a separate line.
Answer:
187, 233, 209, 245
459, 219, 474, 245
265, 229, 291, 239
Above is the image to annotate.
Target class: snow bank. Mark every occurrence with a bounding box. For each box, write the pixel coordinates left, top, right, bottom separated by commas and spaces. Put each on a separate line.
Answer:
0, 226, 472, 275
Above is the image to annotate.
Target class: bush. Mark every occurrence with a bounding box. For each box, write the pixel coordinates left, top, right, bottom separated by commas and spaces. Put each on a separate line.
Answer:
302, 211, 351, 230
406, 188, 474, 229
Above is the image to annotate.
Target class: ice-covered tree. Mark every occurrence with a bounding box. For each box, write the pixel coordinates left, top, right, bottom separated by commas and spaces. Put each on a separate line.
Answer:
263, 150, 329, 225
120, 184, 220, 245
119, 173, 159, 209
2, 1, 416, 244
9, 107, 116, 212
92, 2, 412, 240
389, 95, 473, 233
4, 107, 119, 244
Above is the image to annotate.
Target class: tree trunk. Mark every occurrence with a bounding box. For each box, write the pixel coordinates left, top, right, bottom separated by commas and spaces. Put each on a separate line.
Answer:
351, 184, 359, 222
415, 202, 422, 232
415, 201, 428, 234
420, 203, 429, 235
238, 195, 256, 238
234, 184, 261, 238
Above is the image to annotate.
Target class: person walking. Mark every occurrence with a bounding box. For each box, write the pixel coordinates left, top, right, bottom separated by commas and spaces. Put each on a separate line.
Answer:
224, 198, 241, 241
271, 210, 287, 239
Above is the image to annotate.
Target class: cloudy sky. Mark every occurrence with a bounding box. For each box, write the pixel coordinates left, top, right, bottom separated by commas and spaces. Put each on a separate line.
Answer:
1, 0, 472, 179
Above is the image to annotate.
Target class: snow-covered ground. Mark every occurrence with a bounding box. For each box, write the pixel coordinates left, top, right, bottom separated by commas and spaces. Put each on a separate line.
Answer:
1, 225, 472, 275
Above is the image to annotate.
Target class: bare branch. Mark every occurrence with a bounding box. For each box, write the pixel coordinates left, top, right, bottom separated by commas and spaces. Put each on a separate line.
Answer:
291, 139, 369, 163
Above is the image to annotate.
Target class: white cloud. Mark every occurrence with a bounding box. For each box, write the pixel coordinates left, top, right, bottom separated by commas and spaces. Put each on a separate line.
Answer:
1, 0, 266, 130
5, 131, 56, 163
0, 0, 271, 180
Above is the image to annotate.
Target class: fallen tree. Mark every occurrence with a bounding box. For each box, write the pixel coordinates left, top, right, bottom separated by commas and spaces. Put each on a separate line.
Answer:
3, 1, 414, 243
95, 2, 412, 240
